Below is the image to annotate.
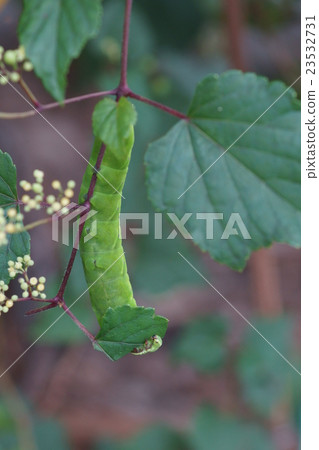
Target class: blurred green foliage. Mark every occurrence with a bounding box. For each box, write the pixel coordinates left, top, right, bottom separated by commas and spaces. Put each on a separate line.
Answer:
236, 316, 300, 416
172, 315, 228, 372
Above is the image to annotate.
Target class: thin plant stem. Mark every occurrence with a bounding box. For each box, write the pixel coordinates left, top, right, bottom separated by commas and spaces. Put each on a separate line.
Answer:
128, 91, 189, 120
119, 0, 133, 91
57, 144, 106, 298
60, 300, 95, 342
0, 89, 117, 119
19, 77, 40, 107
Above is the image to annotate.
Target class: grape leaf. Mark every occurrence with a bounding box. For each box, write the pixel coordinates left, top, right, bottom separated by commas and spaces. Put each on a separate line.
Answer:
0, 150, 30, 283
145, 71, 300, 270
94, 305, 168, 361
19, 0, 102, 102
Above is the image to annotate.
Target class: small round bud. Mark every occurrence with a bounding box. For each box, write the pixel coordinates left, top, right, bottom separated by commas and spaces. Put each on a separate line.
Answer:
16, 213, 24, 222
6, 300, 13, 308
9, 72, 20, 83
40, 293, 46, 299
28, 199, 37, 209
21, 282, 28, 291
67, 180, 76, 189
2, 306, 9, 313
32, 183, 43, 193
46, 207, 53, 215
37, 283, 45, 292
39, 276, 46, 283
0, 293, 6, 302
3, 50, 16, 66
31, 290, 39, 297
14, 262, 23, 270
5, 223, 16, 234
60, 207, 69, 215
11, 295, 18, 301
33, 169, 44, 180
21, 195, 30, 203
15, 46, 25, 62
23, 61, 33, 72
46, 195, 55, 204
29, 277, 38, 286
24, 206, 30, 212
0, 75, 8, 86
22, 291, 29, 298
17, 257, 23, 262
28, 259, 34, 266
7, 208, 17, 218
64, 189, 74, 198
9, 272, 16, 278
52, 180, 61, 190
22, 182, 32, 192
24, 255, 31, 263
2, 285, 8, 291
8, 260, 15, 267
60, 197, 70, 207
52, 202, 61, 212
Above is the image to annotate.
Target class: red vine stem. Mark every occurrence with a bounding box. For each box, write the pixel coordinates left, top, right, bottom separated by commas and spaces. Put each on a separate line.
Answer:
118, 0, 133, 92
127, 91, 189, 120
57, 144, 106, 298
60, 302, 95, 342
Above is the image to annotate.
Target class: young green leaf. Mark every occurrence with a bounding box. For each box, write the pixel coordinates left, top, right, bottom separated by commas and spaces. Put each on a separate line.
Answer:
94, 305, 168, 361
19, 0, 102, 102
0, 150, 30, 283
145, 71, 300, 270
93, 97, 137, 150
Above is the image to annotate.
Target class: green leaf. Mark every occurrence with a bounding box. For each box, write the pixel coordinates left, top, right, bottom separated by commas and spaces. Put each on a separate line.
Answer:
19, 0, 102, 101
190, 406, 273, 450
236, 316, 300, 416
93, 97, 137, 149
94, 305, 168, 361
172, 316, 228, 372
145, 71, 301, 270
0, 150, 30, 283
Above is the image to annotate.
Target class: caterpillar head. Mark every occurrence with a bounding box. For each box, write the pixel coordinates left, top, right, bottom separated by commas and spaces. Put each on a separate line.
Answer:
131, 335, 162, 356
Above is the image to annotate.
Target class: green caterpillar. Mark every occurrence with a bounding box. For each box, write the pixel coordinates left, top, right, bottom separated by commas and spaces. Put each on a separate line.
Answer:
79, 98, 167, 359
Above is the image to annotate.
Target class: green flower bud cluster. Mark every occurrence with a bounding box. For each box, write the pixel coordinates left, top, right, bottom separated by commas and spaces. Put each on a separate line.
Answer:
19, 170, 76, 216
0, 207, 24, 247
47, 179, 76, 215
0, 255, 47, 317
0, 281, 14, 316
0, 45, 33, 86
7, 254, 34, 279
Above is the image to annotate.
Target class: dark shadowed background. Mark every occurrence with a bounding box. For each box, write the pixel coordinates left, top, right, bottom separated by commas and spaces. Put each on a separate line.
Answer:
0, 0, 300, 449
